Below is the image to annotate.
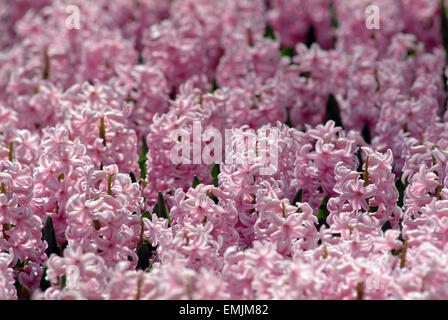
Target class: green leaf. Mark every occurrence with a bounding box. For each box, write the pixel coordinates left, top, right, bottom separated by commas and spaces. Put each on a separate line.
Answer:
306, 25, 316, 48
369, 205, 379, 213
210, 164, 220, 187
441, 0, 448, 114
209, 193, 219, 204
138, 136, 149, 179
330, 2, 339, 29
442, 0, 448, 63
40, 266, 51, 291
42, 216, 60, 257
317, 196, 330, 229
325, 94, 344, 129
264, 23, 276, 40
136, 241, 157, 271
332, 233, 341, 238
60, 275, 67, 289
138, 52, 144, 65
291, 189, 303, 205
192, 176, 202, 188
14, 259, 29, 269
15, 279, 30, 300
361, 122, 371, 145
395, 175, 407, 209
356, 147, 363, 172
280, 46, 294, 58
210, 77, 218, 93
153, 192, 171, 226
126, 98, 138, 104
406, 48, 416, 58
141, 211, 151, 220
285, 107, 293, 128
381, 220, 391, 232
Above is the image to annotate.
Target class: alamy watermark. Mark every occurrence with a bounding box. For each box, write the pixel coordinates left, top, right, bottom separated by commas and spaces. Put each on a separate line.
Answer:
66, 265, 80, 290
365, 269, 383, 291
169, 121, 279, 175
65, 5, 81, 30
365, 5, 380, 30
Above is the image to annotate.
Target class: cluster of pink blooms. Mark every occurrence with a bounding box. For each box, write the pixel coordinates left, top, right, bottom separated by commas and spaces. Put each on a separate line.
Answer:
1, 0, 448, 300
